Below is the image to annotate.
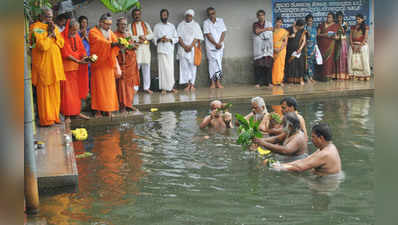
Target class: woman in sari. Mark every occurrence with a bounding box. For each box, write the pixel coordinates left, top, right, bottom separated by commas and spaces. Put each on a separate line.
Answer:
285, 19, 306, 85
335, 11, 349, 80
348, 14, 371, 81
305, 14, 317, 83
272, 17, 288, 86
317, 12, 339, 80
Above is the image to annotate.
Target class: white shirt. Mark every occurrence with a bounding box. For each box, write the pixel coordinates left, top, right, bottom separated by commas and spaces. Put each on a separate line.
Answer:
203, 18, 227, 51
153, 22, 178, 55
176, 20, 204, 62
128, 21, 154, 64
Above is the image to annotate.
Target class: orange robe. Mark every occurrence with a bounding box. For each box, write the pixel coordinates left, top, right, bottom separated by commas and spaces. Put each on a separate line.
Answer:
60, 20, 89, 116
30, 22, 65, 126
272, 28, 288, 85
114, 31, 140, 109
89, 27, 119, 112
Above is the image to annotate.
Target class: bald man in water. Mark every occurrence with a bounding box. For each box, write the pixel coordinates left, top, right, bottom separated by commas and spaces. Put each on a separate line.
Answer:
273, 123, 342, 176
200, 100, 232, 129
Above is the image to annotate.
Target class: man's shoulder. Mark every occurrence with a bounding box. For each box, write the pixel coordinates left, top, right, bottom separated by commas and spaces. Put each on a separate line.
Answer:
216, 18, 225, 23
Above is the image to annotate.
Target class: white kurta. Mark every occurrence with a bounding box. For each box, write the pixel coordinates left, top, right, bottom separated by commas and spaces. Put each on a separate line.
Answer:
129, 21, 153, 64
176, 20, 203, 85
153, 22, 178, 91
203, 18, 227, 80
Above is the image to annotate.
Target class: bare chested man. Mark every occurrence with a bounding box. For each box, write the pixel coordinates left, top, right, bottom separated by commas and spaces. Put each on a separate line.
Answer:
238, 96, 269, 132
273, 123, 342, 176
253, 112, 308, 159
200, 100, 233, 129
265, 96, 307, 137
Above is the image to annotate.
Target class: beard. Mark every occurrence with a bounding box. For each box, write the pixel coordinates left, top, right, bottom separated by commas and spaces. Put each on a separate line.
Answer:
161, 18, 168, 23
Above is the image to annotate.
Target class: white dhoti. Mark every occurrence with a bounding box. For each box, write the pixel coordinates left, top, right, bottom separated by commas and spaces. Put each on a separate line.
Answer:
179, 57, 197, 85
158, 53, 175, 91
348, 44, 371, 78
138, 63, 151, 90
207, 49, 223, 80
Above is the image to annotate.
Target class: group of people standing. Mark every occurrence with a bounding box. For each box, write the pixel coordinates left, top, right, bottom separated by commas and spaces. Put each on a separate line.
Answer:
30, 7, 228, 126
29, 6, 372, 127
254, 10, 372, 88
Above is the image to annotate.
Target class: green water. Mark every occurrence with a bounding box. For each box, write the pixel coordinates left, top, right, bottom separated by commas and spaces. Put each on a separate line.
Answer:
36, 96, 374, 225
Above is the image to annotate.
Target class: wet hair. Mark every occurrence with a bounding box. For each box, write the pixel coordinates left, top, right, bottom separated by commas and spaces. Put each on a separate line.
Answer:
210, 100, 222, 109
295, 19, 305, 27
280, 97, 297, 110
312, 123, 332, 141
132, 8, 141, 16
305, 14, 313, 22
207, 7, 215, 14
284, 112, 300, 131
251, 96, 267, 112
160, 8, 169, 16
356, 13, 367, 35
99, 13, 112, 22
256, 10, 265, 16
78, 16, 88, 24
275, 16, 283, 23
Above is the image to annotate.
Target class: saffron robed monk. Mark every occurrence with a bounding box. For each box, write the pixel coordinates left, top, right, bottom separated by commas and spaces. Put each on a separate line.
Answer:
60, 19, 90, 122
30, 7, 66, 126
114, 17, 140, 113
89, 13, 121, 118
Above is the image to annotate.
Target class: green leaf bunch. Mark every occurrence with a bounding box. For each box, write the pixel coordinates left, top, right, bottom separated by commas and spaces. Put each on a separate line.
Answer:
235, 113, 263, 148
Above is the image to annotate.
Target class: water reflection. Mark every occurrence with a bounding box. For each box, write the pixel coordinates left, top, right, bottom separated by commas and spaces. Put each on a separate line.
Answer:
35, 97, 374, 225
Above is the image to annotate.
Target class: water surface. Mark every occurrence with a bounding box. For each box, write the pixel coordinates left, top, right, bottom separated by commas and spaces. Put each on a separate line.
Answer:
36, 96, 374, 225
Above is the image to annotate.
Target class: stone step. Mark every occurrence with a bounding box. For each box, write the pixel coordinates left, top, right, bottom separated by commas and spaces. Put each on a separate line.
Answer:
34, 124, 78, 194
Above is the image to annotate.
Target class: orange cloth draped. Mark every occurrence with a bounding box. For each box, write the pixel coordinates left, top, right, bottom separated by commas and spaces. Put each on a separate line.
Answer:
30, 22, 65, 126
272, 28, 288, 85
131, 22, 148, 36
114, 31, 140, 109
89, 27, 120, 112
60, 20, 89, 116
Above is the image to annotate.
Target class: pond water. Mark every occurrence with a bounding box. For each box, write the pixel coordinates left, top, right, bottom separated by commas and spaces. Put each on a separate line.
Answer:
36, 96, 374, 225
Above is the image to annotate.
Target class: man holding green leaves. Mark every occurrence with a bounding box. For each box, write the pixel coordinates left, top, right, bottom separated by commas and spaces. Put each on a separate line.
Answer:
254, 112, 308, 161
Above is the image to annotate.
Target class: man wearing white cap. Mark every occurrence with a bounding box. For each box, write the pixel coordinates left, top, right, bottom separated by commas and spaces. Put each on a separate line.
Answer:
177, 9, 204, 91
203, 7, 227, 89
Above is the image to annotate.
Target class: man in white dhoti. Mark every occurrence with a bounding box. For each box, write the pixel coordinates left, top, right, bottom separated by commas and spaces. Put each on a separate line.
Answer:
177, 9, 204, 91
130, 8, 154, 94
203, 7, 227, 89
153, 9, 178, 94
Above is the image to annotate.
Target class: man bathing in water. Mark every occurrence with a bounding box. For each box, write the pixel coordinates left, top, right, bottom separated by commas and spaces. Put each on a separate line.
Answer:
265, 97, 307, 137
200, 100, 233, 129
237, 96, 269, 132
272, 123, 342, 176
254, 112, 308, 160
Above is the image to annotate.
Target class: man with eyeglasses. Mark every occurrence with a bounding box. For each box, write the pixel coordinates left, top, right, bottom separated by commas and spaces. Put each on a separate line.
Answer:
89, 13, 121, 118
29, 7, 66, 126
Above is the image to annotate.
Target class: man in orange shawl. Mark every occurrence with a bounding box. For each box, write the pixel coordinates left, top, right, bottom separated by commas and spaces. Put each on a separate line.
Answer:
114, 17, 140, 113
89, 13, 120, 118
30, 7, 65, 126
60, 19, 90, 122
